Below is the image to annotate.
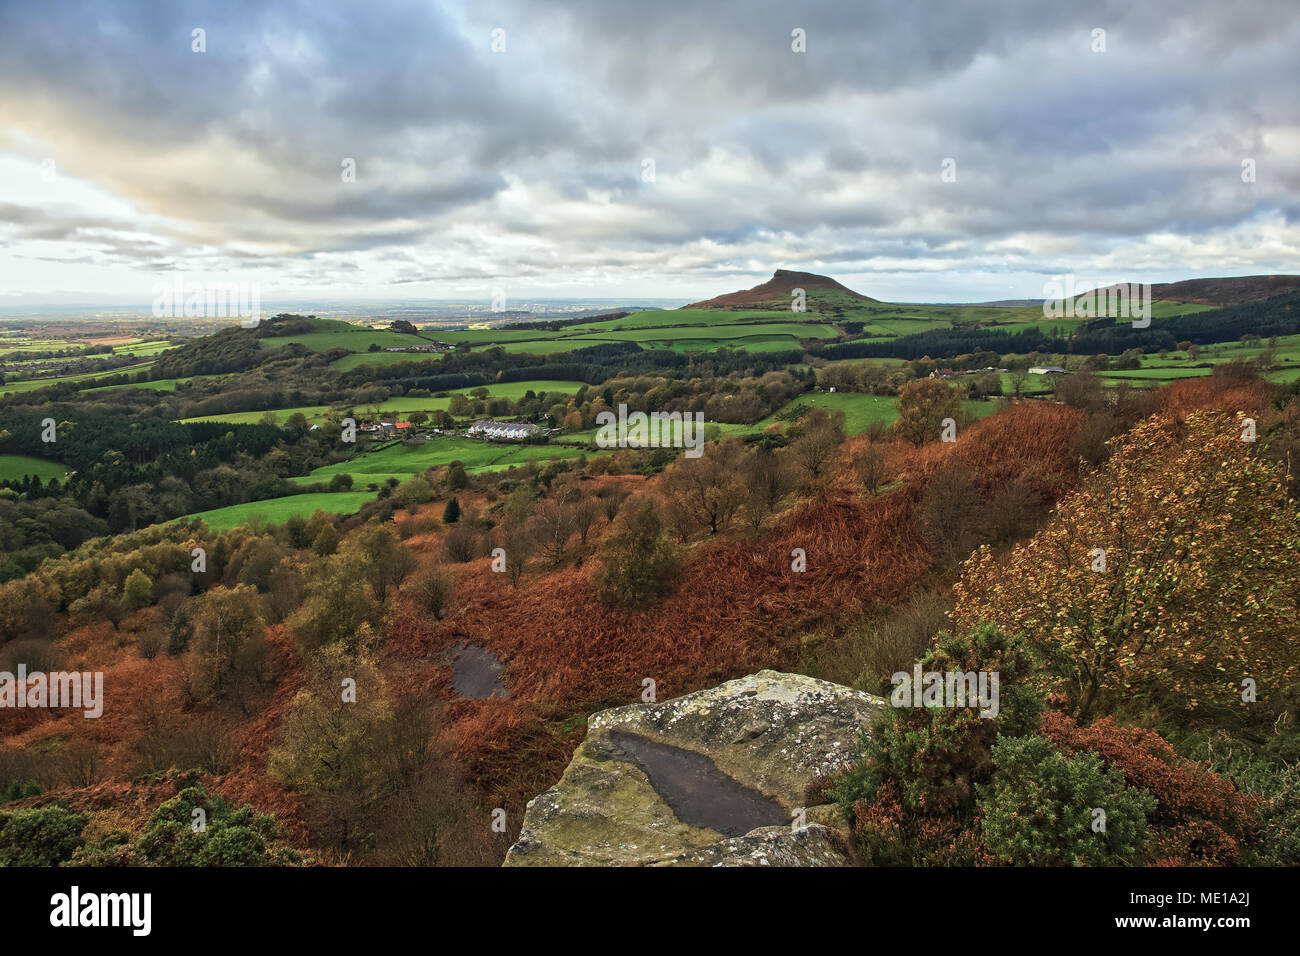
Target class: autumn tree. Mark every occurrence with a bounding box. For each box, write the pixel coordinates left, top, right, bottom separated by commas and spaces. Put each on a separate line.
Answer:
269, 645, 393, 851
917, 462, 983, 566
405, 566, 453, 620
852, 442, 888, 496
954, 410, 1300, 720
495, 525, 533, 587
787, 407, 846, 481
571, 495, 602, 547
894, 378, 962, 445
0, 578, 56, 643
342, 523, 414, 600
68, 583, 124, 631
122, 568, 154, 611
289, 554, 384, 655
659, 437, 746, 536
187, 585, 270, 708
740, 444, 792, 533
311, 524, 339, 557
527, 500, 575, 568
594, 499, 682, 607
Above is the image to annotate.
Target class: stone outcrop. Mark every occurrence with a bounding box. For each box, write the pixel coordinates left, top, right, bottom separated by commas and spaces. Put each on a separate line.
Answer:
504, 670, 885, 866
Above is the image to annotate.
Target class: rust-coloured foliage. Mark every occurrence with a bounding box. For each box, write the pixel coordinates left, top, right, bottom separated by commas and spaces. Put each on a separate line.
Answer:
1042, 712, 1260, 865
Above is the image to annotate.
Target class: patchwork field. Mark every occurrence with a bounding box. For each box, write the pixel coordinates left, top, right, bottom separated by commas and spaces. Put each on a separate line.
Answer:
0, 362, 156, 395
291, 435, 598, 487
756, 391, 998, 435
179, 379, 586, 425
183, 490, 377, 531
0, 454, 70, 483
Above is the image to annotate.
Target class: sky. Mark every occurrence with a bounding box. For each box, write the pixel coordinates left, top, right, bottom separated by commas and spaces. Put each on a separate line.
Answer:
1, 0, 1297, 306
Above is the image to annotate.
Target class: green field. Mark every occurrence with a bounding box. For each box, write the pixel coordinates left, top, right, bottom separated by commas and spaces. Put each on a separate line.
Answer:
112, 340, 175, 357
180, 379, 587, 426
292, 435, 598, 487
0, 362, 157, 396
85, 376, 194, 393
564, 308, 791, 331
240, 302, 1146, 363
427, 311, 845, 356
755, 391, 998, 435
331, 351, 448, 371
183, 491, 376, 531
0, 454, 70, 483
1101, 367, 1214, 381
258, 328, 429, 353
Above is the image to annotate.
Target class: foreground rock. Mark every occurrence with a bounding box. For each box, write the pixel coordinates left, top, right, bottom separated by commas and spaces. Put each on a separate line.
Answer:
504, 670, 886, 866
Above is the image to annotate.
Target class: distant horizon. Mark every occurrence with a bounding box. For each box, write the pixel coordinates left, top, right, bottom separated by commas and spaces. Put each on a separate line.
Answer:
3, 267, 1295, 316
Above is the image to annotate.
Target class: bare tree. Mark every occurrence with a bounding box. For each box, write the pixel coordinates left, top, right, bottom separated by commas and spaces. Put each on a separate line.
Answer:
788, 408, 846, 481
572, 496, 602, 547
660, 438, 746, 536
527, 500, 575, 568
853, 443, 888, 496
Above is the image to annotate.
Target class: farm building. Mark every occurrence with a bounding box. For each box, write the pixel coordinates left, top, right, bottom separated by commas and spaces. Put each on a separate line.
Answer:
1028, 365, 1068, 375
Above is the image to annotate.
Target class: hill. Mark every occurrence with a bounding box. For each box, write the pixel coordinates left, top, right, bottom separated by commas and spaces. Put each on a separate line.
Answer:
1085, 275, 1300, 307
686, 269, 878, 310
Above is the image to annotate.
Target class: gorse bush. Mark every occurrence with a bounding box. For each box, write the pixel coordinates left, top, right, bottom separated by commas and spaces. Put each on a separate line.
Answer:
1045, 714, 1261, 865
132, 786, 299, 866
831, 624, 1043, 819
0, 805, 88, 866
978, 734, 1155, 866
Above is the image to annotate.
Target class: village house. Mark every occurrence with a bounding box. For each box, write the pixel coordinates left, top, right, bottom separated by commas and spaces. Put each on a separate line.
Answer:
467, 420, 541, 441
382, 343, 449, 353
360, 421, 412, 438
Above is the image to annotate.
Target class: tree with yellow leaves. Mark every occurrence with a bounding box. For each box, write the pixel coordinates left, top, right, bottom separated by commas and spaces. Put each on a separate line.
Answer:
954, 410, 1300, 721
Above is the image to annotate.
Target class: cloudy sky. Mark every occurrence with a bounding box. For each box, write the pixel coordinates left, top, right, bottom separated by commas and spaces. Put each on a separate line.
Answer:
1, 0, 1297, 306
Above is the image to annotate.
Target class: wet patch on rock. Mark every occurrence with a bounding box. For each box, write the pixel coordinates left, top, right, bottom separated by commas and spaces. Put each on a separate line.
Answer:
608, 730, 788, 837
505, 670, 885, 866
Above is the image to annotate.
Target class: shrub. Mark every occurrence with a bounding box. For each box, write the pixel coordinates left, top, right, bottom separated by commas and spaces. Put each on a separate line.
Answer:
442, 524, 479, 563
849, 780, 991, 867
894, 378, 962, 444
593, 499, 681, 608
133, 785, 298, 866
406, 567, 454, 620
394, 475, 433, 510
978, 734, 1155, 866
0, 805, 88, 866
1043, 713, 1261, 865
832, 624, 1043, 819
442, 497, 461, 524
